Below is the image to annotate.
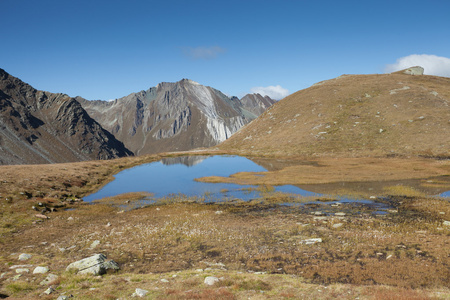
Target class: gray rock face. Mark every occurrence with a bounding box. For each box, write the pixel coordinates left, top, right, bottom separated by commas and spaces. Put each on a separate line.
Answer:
0, 68, 133, 165
66, 254, 119, 275
240, 93, 276, 116
77, 81, 274, 155
403, 66, 424, 75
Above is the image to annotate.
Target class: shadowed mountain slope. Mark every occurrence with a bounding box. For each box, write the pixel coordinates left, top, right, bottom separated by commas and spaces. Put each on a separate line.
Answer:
219, 69, 450, 158
0, 69, 132, 165
77, 80, 274, 155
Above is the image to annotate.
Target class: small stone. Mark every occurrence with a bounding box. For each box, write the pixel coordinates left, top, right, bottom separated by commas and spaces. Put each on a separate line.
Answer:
332, 223, 343, 229
386, 255, 393, 260
15, 268, 29, 274
439, 212, 445, 215
57, 295, 73, 300
18, 253, 32, 261
67, 217, 74, 221
314, 211, 323, 216
335, 212, 346, 216
11, 274, 22, 281
90, 240, 100, 249
33, 266, 49, 274
369, 196, 376, 199
106, 222, 111, 227
204, 276, 219, 286
44, 287, 55, 295
215, 210, 223, 215
301, 238, 322, 245
443, 220, 450, 227
132, 288, 148, 297
35, 214, 49, 219
160, 278, 169, 283
40, 274, 59, 285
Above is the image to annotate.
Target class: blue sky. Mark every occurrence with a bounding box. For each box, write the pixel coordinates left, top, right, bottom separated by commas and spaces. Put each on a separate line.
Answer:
1, 0, 450, 100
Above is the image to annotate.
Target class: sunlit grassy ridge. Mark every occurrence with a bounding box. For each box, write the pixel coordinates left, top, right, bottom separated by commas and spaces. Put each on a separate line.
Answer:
220, 73, 450, 158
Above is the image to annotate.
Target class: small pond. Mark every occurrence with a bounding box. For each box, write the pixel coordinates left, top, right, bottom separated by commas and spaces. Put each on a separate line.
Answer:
83, 155, 317, 203
83, 155, 448, 209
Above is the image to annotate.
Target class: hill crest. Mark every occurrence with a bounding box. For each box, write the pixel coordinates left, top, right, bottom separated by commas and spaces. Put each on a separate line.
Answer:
219, 69, 450, 158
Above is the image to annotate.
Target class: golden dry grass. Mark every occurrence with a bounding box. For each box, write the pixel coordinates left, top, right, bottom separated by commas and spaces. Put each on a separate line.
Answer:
219, 73, 450, 158
0, 151, 449, 299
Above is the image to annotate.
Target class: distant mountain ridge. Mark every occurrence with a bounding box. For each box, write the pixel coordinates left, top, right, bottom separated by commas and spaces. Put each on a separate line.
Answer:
77, 79, 275, 155
0, 69, 132, 165
220, 68, 450, 158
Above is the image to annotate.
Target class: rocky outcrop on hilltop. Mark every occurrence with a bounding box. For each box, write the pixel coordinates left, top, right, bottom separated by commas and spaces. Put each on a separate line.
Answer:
0, 69, 132, 164
77, 80, 274, 155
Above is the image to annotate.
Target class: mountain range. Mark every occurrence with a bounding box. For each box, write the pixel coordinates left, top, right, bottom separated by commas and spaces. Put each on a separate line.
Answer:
77, 80, 274, 155
0, 69, 274, 164
0, 68, 132, 164
220, 67, 450, 158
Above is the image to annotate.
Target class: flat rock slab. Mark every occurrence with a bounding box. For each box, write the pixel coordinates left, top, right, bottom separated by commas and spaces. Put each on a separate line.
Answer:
33, 266, 49, 274
66, 254, 119, 275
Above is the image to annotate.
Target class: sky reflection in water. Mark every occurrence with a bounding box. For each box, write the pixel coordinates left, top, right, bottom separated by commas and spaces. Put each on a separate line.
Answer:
83, 155, 449, 203
83, 155, 316, 202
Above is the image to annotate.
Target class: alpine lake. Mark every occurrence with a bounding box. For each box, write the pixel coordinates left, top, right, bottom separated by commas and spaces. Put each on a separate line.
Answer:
84, 155, 449, 214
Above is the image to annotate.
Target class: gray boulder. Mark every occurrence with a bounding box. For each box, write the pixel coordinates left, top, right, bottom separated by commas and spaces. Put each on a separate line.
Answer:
204, 276, 220, 286
132, 288, 149, 297
18, 253, 32, 261
403, 66, 424, 75
33, 266, 49, 274
66, 254, 119, 275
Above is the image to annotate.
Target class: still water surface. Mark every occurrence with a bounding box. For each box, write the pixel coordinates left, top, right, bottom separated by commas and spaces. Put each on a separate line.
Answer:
84, 155, 449, 204
83, 155, 317, 202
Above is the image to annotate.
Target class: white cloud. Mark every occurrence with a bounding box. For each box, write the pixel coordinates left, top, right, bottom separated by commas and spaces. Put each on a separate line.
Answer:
385, 54, 450, 77
183, 46, 226, 60
250, 85, 290, 100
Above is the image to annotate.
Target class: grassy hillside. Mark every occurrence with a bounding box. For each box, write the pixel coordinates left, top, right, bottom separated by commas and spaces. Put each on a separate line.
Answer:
220, 72, 450, 157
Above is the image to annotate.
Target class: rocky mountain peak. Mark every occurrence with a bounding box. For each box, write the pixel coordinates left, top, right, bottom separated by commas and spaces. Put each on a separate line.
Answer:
78, 79, 275, 155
